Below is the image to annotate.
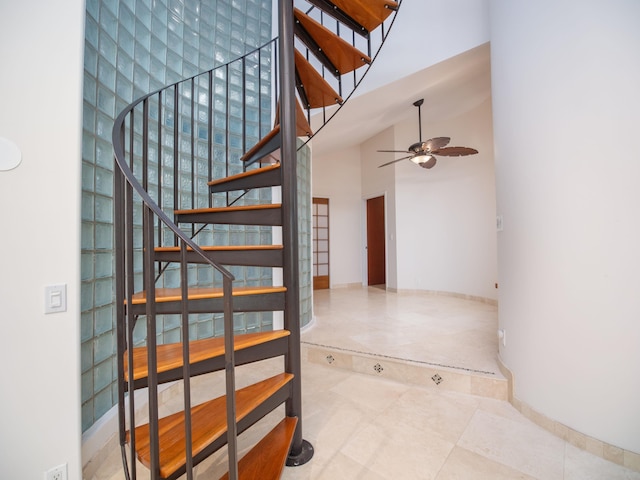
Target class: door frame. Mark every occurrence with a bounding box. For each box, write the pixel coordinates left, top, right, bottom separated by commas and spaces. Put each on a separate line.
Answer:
362, 192, 387, 287
312, 197, 330, 290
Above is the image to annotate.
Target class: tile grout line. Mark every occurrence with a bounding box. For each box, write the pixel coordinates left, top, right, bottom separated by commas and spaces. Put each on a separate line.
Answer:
301, 340, 498, 376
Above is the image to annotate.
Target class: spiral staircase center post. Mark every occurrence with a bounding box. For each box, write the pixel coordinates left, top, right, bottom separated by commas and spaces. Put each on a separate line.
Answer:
278, 0, 314, 467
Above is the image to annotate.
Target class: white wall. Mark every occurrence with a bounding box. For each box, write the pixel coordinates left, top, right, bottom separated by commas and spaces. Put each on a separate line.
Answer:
0, 1, 84, 479
313, 127, 400, 289
360, 0, 490, 95
394, 98, 497, 299
490, 0, 640, 453
312, 145, 363, 287
361, 127, 398, 289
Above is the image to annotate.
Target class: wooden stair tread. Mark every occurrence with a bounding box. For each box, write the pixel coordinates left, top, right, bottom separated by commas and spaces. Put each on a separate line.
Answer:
124, 330, 290, 382
295, 49, 343, 108
130, 285, 287, 305
175, 203, 281, 216
329, 0, 397, 32
130, 373, 294, 479
154, 244, 283, 253
241, 99, 312, 164
219, 417, 298, 480
274, 99, 313, 138
294, 8, 371, 75
208, 163, 281, 187
241, 125, 281, 163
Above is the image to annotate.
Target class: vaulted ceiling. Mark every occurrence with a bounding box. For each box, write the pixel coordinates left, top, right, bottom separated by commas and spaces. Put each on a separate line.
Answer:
310, 42, 491, 158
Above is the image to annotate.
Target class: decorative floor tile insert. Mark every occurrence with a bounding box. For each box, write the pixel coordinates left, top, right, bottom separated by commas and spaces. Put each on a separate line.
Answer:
432, 374, 443, 385
373, 363, 384, 374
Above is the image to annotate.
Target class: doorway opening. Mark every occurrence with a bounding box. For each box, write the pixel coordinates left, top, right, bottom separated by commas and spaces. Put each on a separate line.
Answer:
313, 197, 330, 290
366, 195, 385, 286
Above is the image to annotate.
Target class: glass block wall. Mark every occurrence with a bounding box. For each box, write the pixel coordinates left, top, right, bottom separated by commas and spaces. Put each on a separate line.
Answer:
297, 141, 312, 327
81, 0, 273, 432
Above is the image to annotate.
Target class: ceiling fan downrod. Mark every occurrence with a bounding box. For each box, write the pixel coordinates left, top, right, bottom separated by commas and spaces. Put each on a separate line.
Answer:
413, 98, 424, 143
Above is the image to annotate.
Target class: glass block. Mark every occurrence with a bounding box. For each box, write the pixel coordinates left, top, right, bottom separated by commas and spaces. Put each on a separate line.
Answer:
81, 253, 94, 281
82, 192, 94, 221
82, 370, 94, 403
163, 314, 181, 331
82, 131, 96, 164
151, 19, 168, 45
82, 400, 95, 432
81, 311, 94, 343
95, 305, 114, 336
94, 167, 112, 198
135, 2, 152, 30
81, 282, 95, 313
81, 339, 93, 374
95, 252, 113, 278
163, 327, 181, 344
96, 110, 114, 143
100, 4, 118, 41
94, 277, 113, 307
118, 3, 135, 35
197, 320, 213, 339
95, 223, 113, 249
116, 72, 134, 100
82, 162, 95, 192
94, 386, 114, 420
94, 332, 114, 365
95, 195, 113, 223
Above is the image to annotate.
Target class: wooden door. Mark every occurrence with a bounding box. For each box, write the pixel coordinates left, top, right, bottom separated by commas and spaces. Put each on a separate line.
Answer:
313, 197, 330, 289
367, 196, 385, 286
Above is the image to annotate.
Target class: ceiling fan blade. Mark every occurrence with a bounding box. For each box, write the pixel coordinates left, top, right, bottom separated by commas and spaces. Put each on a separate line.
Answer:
378, 155, 412, 168
419, 157, 437, 169
423, 137, 450, 152
431, 146, 479, 157
377, 149, 411, 154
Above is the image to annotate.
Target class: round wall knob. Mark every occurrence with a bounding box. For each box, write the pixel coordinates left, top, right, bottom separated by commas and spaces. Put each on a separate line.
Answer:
0, 137, 22, 171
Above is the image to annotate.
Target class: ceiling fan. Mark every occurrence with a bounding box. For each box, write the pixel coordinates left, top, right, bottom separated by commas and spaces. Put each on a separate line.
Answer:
378, 99, 478, 169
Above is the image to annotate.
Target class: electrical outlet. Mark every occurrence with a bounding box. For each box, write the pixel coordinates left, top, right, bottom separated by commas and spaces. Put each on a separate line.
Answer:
45, 464, 67, 480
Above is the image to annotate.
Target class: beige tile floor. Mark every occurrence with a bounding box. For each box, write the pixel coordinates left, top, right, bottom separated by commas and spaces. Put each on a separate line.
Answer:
304, 287, 500, 375
87, 288, 640, 480
303, 287, 502, 374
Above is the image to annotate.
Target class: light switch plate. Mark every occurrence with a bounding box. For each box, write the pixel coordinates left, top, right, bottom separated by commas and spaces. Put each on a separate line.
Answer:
45, 284, 67, 314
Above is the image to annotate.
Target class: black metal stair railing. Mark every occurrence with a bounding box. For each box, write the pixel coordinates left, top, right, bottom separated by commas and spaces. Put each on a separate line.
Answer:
110, 2, 401, 478
295, 0, 402, 144
111, 39, 283, 480
113, 96, 241, 480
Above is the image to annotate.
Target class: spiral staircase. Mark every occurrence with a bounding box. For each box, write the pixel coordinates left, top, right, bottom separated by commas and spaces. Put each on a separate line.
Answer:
111, 1, 400, 479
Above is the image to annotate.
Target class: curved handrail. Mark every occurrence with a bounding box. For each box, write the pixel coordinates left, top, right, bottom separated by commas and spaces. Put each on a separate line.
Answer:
111, 37, 281, 280
112, 107, 234, 281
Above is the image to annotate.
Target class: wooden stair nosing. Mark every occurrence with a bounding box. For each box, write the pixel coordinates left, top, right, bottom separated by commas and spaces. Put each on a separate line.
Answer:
154, 244, 284, 268
218, 417, 298, 480
124, 330, 290, 382
174, 203, 282, 216
130, 285, 287, 305
208, 163, 281, 192
294, 8, 371, 75
175, 203, 282, 227
129, 373, 294, 479
129, 288, 287, 317
294, 49, 343, 109
128, 332, 290, 390
274, 99, 314, 138
240, 125, 281, 165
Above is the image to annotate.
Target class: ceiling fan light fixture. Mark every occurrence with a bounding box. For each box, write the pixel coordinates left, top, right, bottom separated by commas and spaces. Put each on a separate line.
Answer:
411, 153, 433, 165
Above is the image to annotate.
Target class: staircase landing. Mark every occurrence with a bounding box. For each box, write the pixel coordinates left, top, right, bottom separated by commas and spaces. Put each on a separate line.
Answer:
302, 287, 507, 400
